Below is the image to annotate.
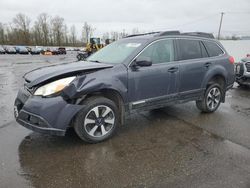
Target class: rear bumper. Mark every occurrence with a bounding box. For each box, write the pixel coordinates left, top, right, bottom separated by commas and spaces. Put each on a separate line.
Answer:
15, 87, 84, 136
226, 83, 234, 90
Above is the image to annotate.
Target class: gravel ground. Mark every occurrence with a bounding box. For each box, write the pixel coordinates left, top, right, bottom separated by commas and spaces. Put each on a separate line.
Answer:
0, 54, 250, 188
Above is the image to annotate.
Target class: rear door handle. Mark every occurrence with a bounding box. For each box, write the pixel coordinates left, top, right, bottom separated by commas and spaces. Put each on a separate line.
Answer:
204, 62, 212, 68
168, 67, 178, 73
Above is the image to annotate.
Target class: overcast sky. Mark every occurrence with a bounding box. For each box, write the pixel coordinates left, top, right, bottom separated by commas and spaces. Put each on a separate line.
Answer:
0, 0, 249, 37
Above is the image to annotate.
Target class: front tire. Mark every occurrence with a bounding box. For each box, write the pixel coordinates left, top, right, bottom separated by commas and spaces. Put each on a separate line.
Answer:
76, 54, 82, 61
74, 96, 119, 143
196, 83, 222, 113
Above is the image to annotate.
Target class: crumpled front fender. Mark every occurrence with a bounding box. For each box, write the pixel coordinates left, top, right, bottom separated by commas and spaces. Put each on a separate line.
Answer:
63, 65, 128, 103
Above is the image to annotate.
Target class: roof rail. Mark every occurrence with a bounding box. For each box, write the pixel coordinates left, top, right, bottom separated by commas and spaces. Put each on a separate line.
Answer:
156, 31, 181, 36
124, 32, 160, 38
124, 31, 215, 39
182, 32, 215, 39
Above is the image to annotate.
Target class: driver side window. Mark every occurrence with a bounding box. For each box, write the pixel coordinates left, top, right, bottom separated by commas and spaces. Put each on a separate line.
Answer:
137, 39, 174, 64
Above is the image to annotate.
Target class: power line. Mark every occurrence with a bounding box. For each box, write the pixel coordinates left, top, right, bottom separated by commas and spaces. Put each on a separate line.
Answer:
225, 11, 250, 14
167, 14, 218, 29
165, 12, 249, 36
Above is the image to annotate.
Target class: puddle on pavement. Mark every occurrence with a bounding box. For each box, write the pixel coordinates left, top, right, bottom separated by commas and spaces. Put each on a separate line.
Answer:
17, 111, 227, 187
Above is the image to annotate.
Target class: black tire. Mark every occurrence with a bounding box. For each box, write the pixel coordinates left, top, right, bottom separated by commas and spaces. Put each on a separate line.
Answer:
196, 83, 223, 113
76, 54, 82, 61
74, 96, 119, 143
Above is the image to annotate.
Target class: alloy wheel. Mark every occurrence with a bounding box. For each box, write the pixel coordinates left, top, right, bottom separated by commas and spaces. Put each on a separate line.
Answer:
206, 87, 221, 111
84, 105, 115, 137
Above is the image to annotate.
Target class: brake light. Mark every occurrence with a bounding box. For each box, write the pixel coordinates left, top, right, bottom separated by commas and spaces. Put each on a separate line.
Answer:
247, 54, 250, 57
229, 56, 234, 64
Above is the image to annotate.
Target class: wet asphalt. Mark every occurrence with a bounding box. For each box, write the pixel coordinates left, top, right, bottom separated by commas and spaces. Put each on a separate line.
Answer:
0, 53, 250, 188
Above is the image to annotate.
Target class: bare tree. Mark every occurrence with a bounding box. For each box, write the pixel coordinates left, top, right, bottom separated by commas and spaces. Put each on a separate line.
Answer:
70, 25, 77, 46
110, 31, 119, 41
36, 13, 50, 46
0, 23, 5, 44
32, 21, 42, 45
51, 16, 64, 46
13, 13, 31, 44
63, 24, 68, 45
102, 32, 110, 42
131, 28, 140, 35
0, 13, 150, 46
119, 29, 128, 38
82, 22, 94, 43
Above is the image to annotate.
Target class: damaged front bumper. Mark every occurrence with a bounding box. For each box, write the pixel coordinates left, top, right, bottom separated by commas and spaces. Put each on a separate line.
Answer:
14, 87, 84, 136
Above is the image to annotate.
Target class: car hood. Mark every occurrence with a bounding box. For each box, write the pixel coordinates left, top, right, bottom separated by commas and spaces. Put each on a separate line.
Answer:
24, 61, 113, 87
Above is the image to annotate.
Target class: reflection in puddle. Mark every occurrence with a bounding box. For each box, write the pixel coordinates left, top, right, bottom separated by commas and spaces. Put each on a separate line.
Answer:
18, 111, 225, 187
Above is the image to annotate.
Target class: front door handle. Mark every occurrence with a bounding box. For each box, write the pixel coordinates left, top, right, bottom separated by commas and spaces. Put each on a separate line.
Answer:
204, 62, 212, 68
168, 67, 178, 73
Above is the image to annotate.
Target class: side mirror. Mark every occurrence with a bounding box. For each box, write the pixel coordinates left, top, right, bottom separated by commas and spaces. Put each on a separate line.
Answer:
134, 57, 152, 67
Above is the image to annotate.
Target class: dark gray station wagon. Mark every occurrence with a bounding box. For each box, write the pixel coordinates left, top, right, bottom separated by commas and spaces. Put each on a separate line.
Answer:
14, 31, 235, 143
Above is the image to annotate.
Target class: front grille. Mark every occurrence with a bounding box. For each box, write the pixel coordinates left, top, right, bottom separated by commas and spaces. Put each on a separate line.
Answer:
245, 62, 250, 72
235, 64, 244, 76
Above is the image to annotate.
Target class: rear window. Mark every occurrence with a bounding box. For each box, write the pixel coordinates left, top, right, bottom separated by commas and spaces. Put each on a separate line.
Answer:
178, 39, 203, 60
204, 41, 224, 57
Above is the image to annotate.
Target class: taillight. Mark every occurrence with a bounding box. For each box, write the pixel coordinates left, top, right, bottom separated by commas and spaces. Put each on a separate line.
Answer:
247, 54, 250, 57
229, 56, 234, 64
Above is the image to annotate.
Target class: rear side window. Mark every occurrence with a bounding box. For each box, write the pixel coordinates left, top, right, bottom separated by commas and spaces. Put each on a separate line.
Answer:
204, 41, 224, 57
200, 42, 209, 57
178, 39, 202, 60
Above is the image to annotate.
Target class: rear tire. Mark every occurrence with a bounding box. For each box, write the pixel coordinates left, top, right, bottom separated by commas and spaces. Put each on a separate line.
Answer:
196, 83, 222, 113
74, 96, 119, 143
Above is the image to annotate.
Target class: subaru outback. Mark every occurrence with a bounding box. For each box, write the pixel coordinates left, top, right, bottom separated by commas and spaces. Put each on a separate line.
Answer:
14, 31, 235, 143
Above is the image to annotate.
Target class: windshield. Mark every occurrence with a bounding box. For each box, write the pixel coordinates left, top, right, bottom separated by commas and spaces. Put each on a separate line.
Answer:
87, 39, 144, 64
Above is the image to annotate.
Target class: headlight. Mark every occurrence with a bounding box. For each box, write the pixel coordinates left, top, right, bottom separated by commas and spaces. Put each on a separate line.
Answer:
34, 76, 76, 96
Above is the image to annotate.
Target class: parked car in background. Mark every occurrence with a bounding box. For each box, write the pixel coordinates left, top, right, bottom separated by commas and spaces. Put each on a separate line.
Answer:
5, 46, 16, 54
26, 47, 32, 53
0, 46, 5, 54
74, 48, 80, 51
66, 47, 74, 51
41, 48, 52, 55
14, 31, 235, 143
51, 47, 59, 55
30, 47, 41, 55
58, 47, 66, 54
235, 54, 250, 86
15, 46, 29, 54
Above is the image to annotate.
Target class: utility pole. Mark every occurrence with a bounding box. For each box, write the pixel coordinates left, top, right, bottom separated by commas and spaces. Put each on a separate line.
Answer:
218, 12, 225, 40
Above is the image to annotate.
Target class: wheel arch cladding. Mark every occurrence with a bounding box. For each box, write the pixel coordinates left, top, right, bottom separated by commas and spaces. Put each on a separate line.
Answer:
201, 66, 228, 102
201, 65, 228, 89
62, 68, 128, 124
85, 89, 126, 125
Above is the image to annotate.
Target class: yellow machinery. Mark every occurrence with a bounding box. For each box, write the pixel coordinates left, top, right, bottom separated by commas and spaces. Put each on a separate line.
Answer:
84, 38, 104, 56
77, 38, 109, 61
